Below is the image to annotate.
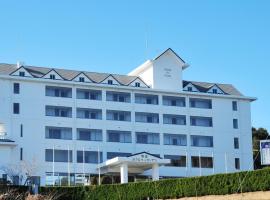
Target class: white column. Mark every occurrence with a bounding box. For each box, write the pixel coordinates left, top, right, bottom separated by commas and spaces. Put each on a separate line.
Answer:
152, 163, 159, 181
120, 163, 128, 184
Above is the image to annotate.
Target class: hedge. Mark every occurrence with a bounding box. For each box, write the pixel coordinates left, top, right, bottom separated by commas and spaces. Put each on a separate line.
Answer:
4, 167, 270, 200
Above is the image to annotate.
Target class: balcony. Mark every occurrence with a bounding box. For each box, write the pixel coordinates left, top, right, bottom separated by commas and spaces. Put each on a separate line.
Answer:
0, 132, 16, 146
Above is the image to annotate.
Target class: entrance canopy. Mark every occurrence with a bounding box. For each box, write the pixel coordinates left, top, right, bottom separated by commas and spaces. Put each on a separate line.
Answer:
98, 152, 170, 183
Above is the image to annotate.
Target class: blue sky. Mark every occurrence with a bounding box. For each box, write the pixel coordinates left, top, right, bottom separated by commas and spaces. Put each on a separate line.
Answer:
0, 0, 269, 131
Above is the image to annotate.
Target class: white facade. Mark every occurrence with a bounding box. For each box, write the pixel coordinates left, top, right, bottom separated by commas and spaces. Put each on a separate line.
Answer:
0, 48, 255, 186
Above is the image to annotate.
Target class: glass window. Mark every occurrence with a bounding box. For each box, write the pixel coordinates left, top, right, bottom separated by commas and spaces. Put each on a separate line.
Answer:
234, 137, 239, 149
45, 106, 72, 118
164, 155, 186, 167
106, 110, 131, 122
235, 158, 240, 170
232, 101, 238, 111
163, 114, 186, 125
135, 112, 159, 123
190, 116, 213, 127
135, 82, 140, 87
50, 74, 55, 79
162, 96, 185, 107
45, 149, 72, 163
46, 86, 72, 98
135, 94, 158, 105
20, 148, 23, 161
107, 130, 131, 143
77, 151, 102, 163
79, 77, 85, 82
108, 80, 113, 85
191, 135, 213, 147
191, 156, 213, 168
77, 129, 102, 141
19, 71, 25, 77
136, 132, 160, 144
163, 134, 187, 146
76, 89, 102, 100
13, 83, 20, 94
233, 119, 238, 129
190, 98, 212, 109
106, 91, 130, 103
76, 108, 102, 119
45, 127, 72, 140
13, 103, 20, 114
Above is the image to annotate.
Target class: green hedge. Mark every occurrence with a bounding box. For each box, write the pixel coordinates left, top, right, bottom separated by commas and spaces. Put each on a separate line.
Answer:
29, 167, 270, 199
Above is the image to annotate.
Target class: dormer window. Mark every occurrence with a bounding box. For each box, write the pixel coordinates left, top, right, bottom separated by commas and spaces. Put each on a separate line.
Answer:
213, 89, 217, 94
187, 87, 192, 91
50, 74, 55, 80
19, 71, 25, 77
108, 80, 113, 85
79, 77, 85, 82
135, 82, 140, 87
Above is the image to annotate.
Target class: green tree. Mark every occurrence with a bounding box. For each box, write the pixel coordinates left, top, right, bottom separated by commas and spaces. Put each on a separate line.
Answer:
252, 127, 269, 169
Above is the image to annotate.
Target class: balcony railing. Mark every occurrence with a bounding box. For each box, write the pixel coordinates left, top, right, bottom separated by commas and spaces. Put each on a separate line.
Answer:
0, 132, 8, 140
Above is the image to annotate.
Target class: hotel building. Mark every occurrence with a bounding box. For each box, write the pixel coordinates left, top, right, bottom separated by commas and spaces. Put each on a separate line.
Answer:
0, 48, 255, 185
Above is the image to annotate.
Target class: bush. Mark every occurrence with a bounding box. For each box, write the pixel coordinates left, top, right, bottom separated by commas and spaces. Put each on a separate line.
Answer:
12, 167, 270, 199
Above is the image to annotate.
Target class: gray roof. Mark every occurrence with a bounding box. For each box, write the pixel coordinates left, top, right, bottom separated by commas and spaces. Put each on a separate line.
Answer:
0, 63, 243, 96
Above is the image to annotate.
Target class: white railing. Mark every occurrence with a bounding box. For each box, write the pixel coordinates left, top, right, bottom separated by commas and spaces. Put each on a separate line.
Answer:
0, 132, 8, 140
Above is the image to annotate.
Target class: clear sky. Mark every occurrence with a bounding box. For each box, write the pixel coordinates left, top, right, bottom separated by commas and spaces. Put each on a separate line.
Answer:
0, 0, 269, 131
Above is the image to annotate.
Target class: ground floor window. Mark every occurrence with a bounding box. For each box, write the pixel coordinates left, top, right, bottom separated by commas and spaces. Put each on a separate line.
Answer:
191, 156, 213, 168
45, 173, 91, 186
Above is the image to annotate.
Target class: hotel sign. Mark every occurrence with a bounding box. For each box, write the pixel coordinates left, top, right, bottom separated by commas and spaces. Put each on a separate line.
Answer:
129, 153, 158, 163
260, 140, 270, 165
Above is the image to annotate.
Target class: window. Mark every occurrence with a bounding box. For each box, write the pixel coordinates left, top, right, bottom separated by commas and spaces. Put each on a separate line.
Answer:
106, 110, 131, 122
77, 108, 102, 120
191, 156, 213, 168
20, 148, 23, 161
79, 77, 85, 82
163, 114, 186, 125
46, 86, 72, 98
162, 96, 185, 107
164, 155, 186, 167
212, 89, 217, 94
13, 103, 20, 114
234, 137, 239, 149
190, 116, 213, 127
190, 98, 212, 109
135, 82, 140, 87
107, 152, 131, 159
45, 106, 72, 118
20, 124, 23, 137
135, 112, 159, 124
19, 71, 25, 77
13, 83, 20, 94
232, 101, 238, 111
77, 151, 103, 163
45, 127, 72, 140
76, 89, 102, 100
45, 149, 73, 162
50, 74, 55, 80
187, 87, 192, 91
235, 158, 240, 170
106, 91, 131, 103
233, 119, 238, 129
135, 94, 159, 105
107, 130, 131, 143
136, 132, 160, 144
108, 80, 113, 85
77, 129, 102, 141
164, 134, 187, 146
191, 135, 213, 147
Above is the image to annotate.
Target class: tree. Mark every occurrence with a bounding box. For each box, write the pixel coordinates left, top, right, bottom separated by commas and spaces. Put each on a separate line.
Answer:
252, 127, 269, 169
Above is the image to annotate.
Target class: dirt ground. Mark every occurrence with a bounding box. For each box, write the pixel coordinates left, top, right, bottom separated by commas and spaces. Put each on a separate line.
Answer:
167, 191, 270, 200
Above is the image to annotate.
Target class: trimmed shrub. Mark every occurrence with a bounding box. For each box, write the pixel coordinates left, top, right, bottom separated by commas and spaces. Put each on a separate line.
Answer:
9, 167, 270, 200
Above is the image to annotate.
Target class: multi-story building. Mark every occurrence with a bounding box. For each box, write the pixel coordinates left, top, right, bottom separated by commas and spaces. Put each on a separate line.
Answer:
0, 48, 255, 186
